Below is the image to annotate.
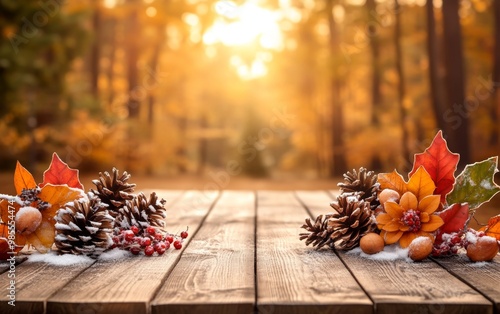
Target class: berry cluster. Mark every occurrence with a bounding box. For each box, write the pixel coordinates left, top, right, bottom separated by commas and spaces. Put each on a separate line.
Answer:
432, 231, 464, 256
112, 225, 188, 256
401, 209, 421, 232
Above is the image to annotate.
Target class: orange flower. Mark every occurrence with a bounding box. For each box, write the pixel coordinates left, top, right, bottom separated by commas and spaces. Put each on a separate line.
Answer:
376, 166, 444, 247
377, 191, 443, 247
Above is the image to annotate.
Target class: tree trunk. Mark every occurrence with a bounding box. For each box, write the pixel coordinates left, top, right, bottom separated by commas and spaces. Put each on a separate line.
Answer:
126, 6, 140, 118
394, 0, 410, 169
426, 0, 446, 134
366, 0, 383, 171
491, 0, 500, 145
366, 0, 382, 126
197, 111, 208, 175
442, 0, 470, 166
106, 18, 117, 107
327, 0, 347, 177
147, 24, 165, 124
90, 0, 100, 99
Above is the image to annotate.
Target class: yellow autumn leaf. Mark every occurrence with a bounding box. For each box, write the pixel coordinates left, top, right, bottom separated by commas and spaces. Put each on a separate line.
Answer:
407, 166, 436, 202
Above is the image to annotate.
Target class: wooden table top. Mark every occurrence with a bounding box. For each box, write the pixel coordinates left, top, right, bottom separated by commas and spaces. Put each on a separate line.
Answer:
1, 190, 499, 314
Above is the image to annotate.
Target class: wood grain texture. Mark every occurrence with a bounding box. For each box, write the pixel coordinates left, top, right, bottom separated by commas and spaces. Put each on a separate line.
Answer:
0, 260, 93, 314
47, 190, 218, 314
151, 191, 255, 314
433, 255, 500, 313
296, 190, 493, 314
256, 191, 372, 314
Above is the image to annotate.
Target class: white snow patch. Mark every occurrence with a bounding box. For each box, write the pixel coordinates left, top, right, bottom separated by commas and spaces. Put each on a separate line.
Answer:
411, 236, 430, 246
349, 244, 411, 262
480, 179, 493, 189
26, 252, 93, 266
480, 236, 498, 244
98, 248, 132, 261
55, 222, 72, 231
465, 231, 478, 245
469, 261, 490, 267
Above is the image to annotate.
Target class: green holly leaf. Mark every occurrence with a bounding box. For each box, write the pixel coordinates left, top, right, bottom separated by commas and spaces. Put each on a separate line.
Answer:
446, 157, 500, 210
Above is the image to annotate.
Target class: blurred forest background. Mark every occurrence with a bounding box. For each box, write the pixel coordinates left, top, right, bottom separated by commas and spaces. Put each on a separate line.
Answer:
0, 0, 499, 183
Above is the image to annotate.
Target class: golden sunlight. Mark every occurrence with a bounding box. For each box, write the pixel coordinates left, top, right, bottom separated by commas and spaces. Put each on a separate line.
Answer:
203, 1, 283, 50
203, 1, 283, 80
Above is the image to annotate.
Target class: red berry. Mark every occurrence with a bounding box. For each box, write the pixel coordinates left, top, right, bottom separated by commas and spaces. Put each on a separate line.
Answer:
131, 226, 139, 235
157, 247, 166, 255
180, 231, 188, 239
147, 226, 156, 235
124, 230, 135, 242
174, 240, 182, 250
142, 238, 152, 247
112, 236, 120, 244
164, 241, 170, 249
144, 246, 155, 256
130, 247, 141, 255
155, 233, 163, 241
166, 235, 174, 243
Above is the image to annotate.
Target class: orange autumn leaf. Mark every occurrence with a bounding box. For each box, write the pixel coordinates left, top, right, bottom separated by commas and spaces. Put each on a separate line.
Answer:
38, 184, 83, 221
377, 170, 407, 195
407, 167, 436, 202
479, 215, 500, 241
39, 153, 84, 190
24, 220, 55, 253
14, 161, 36, 195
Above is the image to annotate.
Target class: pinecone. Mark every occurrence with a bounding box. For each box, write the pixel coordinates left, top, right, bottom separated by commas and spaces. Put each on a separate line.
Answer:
328, 194, 376, 250
338, 167, 380, 210
114, 192, 167, 232
300, 214, 335, 249
54, 193, 114, 257
91, 168, 136, 217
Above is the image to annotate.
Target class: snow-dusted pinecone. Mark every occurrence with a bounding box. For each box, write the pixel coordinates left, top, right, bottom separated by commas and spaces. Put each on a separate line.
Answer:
114, 192, 167, 232
91, 168, 136, 218
54, 193, 114, 257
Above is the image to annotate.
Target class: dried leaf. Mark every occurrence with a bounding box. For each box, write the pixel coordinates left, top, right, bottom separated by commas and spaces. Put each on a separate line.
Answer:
407, 166, 436, 202
446, 157, 500, 210
14, 161, 36, 195
377, 170, 407, 195
409, 131, 460, 203
38, 184, 83, 220
24, 220, 55, 253
479, 215, 500, 241
39, 153, 84, 190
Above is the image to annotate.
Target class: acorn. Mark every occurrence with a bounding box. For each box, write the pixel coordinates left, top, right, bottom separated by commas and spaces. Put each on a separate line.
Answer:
378, 189, 400, 205
408, 236, 433, 261
15, 206, 42, 235
360, 233, 384, 255
467, 236, 499, 262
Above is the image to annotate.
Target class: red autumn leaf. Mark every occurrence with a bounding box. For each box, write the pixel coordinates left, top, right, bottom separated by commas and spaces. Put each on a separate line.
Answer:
39, 153, 84, 190
479, 214, 500, 241
14, 161, 37, 195
409, 131, 460, 203
438, 203, 469, 235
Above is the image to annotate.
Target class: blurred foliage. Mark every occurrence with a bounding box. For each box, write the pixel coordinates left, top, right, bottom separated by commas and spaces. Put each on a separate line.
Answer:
0, 0, 498, 178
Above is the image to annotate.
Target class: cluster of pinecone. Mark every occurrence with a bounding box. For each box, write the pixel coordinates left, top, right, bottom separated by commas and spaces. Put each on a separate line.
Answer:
54, 168, 167, 257
300, 168, 380, 250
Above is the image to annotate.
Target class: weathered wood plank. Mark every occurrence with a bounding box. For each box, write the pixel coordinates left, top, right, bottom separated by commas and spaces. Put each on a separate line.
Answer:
46, 190, 218, 314
296, 190, 493, 313
0, 260, 94, 314
256, 191, 372, 314
433, 255, 500, 313
151, 191, 255, 314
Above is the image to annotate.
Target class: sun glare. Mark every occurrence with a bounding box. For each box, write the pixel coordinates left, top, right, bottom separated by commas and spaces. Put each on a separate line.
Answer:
203, 1, 283, 79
